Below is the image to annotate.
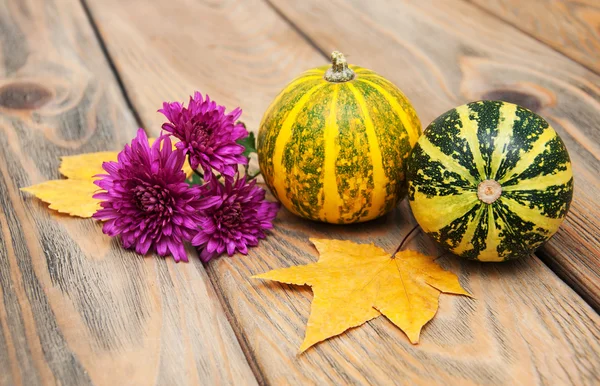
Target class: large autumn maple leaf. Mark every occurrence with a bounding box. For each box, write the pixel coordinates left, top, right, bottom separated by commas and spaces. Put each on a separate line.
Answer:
255, 238, 471, 352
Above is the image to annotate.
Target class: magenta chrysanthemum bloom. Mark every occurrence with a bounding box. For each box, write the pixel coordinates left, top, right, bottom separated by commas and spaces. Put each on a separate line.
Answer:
159, 92, 247, 179
93, 129, 208, 262
192, 175, 279, 262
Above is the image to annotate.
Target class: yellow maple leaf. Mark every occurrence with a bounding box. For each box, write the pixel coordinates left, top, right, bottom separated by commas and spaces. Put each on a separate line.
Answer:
21, 179, 101, 218
254, 238, 472, 352
22, 137, 195, 218
59, 151, 118, 179
59, 139, 194, 180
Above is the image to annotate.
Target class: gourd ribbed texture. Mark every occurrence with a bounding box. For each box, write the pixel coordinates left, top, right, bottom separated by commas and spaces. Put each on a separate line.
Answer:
258, 65, 421, 223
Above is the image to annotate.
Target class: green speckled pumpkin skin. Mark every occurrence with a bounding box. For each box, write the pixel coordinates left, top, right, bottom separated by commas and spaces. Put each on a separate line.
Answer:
257, 64, 422, 224
407, 100, 573, 262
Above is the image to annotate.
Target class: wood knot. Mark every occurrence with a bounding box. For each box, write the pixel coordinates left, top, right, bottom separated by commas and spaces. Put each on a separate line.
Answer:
481, 90, 542, 112
0, 82, 52, 110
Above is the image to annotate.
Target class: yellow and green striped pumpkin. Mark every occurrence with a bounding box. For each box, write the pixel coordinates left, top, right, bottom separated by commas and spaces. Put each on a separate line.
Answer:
257, 51, 421, 223
407, 100, 573, 261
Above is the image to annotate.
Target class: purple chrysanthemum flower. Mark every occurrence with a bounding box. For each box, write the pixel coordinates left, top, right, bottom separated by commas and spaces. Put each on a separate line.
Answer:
192, 174, 279, 262
93, 129, 209, 262
159, 92, 247, 179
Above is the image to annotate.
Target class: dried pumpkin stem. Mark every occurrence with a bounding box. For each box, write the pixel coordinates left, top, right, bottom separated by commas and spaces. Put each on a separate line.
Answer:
324, 51, 355, 82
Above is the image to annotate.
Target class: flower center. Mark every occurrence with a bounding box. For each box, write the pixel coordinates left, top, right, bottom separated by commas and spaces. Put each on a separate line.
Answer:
215, 202, 244, 230
190, 122, 214, 154
134, 184, 174, 216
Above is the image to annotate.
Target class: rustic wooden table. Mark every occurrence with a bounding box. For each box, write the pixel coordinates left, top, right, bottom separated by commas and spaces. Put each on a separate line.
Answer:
1, 0, 599, 385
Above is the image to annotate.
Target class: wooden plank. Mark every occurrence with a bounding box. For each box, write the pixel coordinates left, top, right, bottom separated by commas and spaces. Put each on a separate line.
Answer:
470, 0, 600, 74
0, 0, 256, 385
267, 0, 600, 311
83, 0, 324, 132
85, 0, 600, 384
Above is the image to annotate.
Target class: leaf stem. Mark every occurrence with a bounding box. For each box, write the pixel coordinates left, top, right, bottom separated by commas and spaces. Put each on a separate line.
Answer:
192, 168, 203, 178
247, 170, 261, 180
393, 224, 420, 257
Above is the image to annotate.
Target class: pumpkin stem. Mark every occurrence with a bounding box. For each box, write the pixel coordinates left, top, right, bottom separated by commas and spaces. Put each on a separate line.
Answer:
324, 51, 355, 82
477, 180, 502, 204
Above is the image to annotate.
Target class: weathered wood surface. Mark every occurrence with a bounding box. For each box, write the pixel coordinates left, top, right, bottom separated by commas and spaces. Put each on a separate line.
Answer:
84, 0, 600, 384
0, 0, 256, 385
471, 0, 600, 74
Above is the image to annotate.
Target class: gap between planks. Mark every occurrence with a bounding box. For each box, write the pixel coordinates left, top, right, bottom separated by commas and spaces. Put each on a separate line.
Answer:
465, 0, 600, 77
79, 0, 145, 128
263, 0, 329, 60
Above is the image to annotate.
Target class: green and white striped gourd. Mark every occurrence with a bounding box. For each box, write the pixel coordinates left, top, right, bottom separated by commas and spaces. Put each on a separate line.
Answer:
407, 100, 573, 261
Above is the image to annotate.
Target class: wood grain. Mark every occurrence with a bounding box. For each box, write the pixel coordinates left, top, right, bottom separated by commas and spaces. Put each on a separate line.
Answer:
84, 0, 600, 384
470, 0, 600, 74
267, 0, 600, 311
0, 0, 256, 385
84, 0, 324, 132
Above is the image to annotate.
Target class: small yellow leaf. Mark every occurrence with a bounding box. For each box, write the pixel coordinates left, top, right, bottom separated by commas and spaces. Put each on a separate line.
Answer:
59, 152, 118, 179
59, 139, 194, 180
254, 238, 471, 352
22, 136, 196, 219
181, 160, 193, 179
21, 179, 101, 218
